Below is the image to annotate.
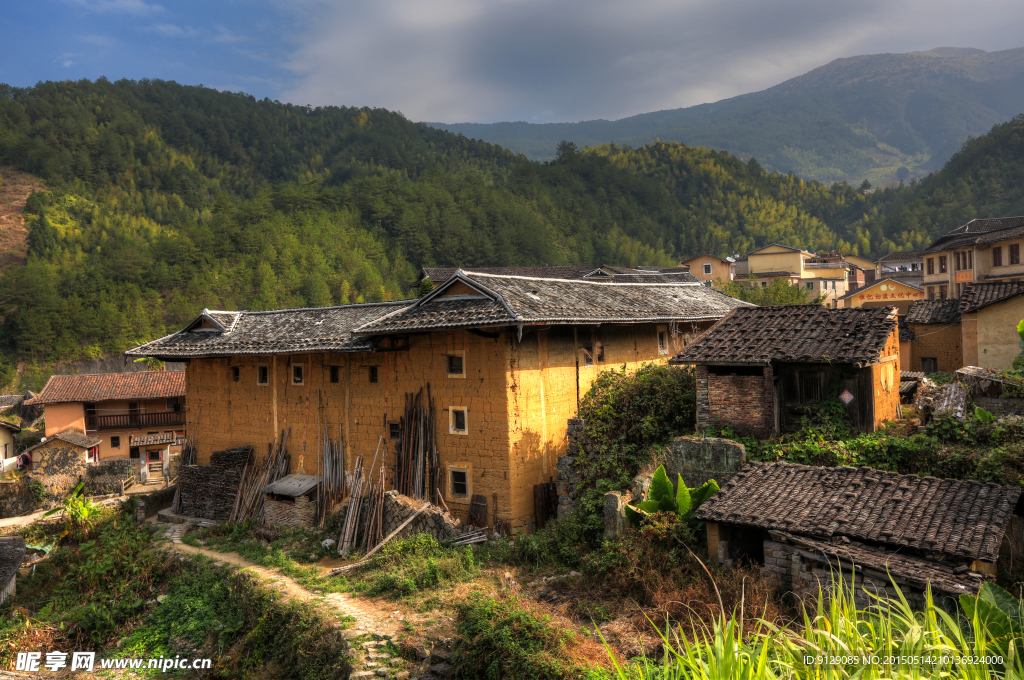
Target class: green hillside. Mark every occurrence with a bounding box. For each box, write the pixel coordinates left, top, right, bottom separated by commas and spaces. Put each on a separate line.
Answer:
430, 47, 1024, 183
0, 79, 1022, 383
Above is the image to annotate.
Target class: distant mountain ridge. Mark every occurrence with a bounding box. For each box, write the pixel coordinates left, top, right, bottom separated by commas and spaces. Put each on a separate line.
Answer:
428, 47, 1024, 183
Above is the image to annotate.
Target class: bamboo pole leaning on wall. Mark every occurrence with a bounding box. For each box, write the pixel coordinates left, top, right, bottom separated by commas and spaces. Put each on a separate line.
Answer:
316, 426, 345, 528
229, 429, 291, 524
392, 385, 439, 502
170, 432, 197, 514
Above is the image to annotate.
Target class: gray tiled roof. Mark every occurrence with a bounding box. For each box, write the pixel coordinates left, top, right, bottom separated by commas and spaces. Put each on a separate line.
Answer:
420, 266, 597, 283
0, 421, 21, 434
264, 474, 320, 497
355, 271, 752, 334
0, 537, 25, 593
671, 305, 898, 367
923, 216, 1024, 254
126, 302, 414, 358
26, 429, 101, 454
959, 280, 1024, 314
876, 250, 924, 262
695, 461, 1020, 563
0, 395, 23, 409
906, 299, 962, 324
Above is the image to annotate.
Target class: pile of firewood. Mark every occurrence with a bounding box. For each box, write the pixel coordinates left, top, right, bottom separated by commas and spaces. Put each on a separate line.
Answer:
229, 429, 291, 523
393, 386, 440, 501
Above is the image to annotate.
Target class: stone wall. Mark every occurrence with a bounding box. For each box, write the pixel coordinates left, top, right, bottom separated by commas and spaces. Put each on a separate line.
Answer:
264, 493, 316, 528
0, 481, 35, 518
698, 366, 775, 436
760, 539, 957, 612
660, 436, 746, 488
29, 441, 90, 496
381, 491, 460, 541
85, 459, 134, 494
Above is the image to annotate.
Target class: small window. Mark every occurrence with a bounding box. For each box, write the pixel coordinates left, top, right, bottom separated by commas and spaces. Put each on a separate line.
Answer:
928, 286, 935, 300
703, 263, 712, 275
939, 285, 947, 299
292, 364, 304, 385
257, 364, 269, 385
921, 358, 938, 373
330, 366, 340, 383
231, 366, 240, 382
389, 422, 401, 439
658, 330, 669, 355
993, 247, 1003, 267
761, 281, 767, 287
1012, 244, 1020, 265
446, 354, 464, 376
939, 255, 947, 273
368, 366, 378, 383
968, 250, 973, 269
84, 402, 97, 417
450, 469, 469, 498
129, 447, 140, 459
450, 407, 468, 435
110, 436, 121, 448
927, 257, 934, 275
805, 281, 813, 290
166, 396, 180, 411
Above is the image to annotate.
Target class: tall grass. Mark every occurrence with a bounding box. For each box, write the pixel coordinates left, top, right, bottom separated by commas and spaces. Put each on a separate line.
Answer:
604, 575, 1023, 680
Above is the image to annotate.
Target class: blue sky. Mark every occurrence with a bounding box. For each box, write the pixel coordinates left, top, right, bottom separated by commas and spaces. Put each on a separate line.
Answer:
3, 0, 1024, 124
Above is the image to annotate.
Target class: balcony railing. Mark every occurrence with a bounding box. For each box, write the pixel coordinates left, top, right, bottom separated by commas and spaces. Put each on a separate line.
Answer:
804, 262, 850, 269
86, 412, 185, 431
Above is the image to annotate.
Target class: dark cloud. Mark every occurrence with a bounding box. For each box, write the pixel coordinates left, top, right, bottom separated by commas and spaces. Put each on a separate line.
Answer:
284, 0, 1024, 122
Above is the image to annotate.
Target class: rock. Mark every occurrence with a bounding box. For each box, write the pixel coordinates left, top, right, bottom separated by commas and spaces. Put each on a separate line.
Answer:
429, 662, 454, 677
394, 673, 410, 680
415, 647, 430, 661
349, 672, 376, 679
390, 658, 403, 666
373, 632, 394, 641
661, 436, 747, 488
375, 670, 388, 677
429, 649, 450, 664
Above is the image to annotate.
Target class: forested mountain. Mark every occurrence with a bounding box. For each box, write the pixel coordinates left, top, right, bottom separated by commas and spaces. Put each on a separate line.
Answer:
430, 47, 1024, 183
0, 78, 1021, 384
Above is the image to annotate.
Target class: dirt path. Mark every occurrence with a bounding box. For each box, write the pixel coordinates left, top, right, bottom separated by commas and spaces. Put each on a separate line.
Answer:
0, 167, 45, 273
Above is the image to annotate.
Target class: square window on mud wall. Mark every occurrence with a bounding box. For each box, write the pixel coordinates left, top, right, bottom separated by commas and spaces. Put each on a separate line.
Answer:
448, 463, 472, 500
449, 406, 468, 435
446, 351, 465, 378
291, 363, 305, 385
657, 325, 670, 355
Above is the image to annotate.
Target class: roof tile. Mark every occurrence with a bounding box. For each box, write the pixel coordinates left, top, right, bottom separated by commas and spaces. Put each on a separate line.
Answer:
907, 299, 962, 324
26, 372, 185, 405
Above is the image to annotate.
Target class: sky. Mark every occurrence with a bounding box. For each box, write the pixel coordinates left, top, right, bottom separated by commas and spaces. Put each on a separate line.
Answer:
3, 0, 1024, 124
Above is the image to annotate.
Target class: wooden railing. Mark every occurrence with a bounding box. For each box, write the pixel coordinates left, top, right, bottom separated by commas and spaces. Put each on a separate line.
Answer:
86, 411, 185, 431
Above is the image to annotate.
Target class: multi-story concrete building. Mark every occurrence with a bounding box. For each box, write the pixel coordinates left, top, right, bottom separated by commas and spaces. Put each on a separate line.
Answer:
874, 250, 924, 288
920, 216, 1024, 300
678, 255, 737, 283
741, 245, 867, 306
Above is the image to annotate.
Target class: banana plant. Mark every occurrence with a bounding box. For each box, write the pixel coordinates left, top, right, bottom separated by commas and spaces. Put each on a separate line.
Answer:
960, 582, 1024, 658
624, 464, 719, 527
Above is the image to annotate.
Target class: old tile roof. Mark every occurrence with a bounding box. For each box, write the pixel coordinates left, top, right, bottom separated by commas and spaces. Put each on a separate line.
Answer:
130, 432, 176, 446
923, 216, 1024, 254
598, 272, 700, 283
126, 302, 413, 359
26, 430, 102, 453
355, 271, 752, 334
907, 299, 962, 324
695, 461, 1020, 563
420, 266, 597, 283
264, 474, 320, 497
0, 537, 25, 593
671, 305, 898, 367
959, 281, 1024, 314
0, 395, 23, 409
773, 531, 985, 595
0, 421, 21, 434
876, 250, 924, 262
26, 372, 186, 405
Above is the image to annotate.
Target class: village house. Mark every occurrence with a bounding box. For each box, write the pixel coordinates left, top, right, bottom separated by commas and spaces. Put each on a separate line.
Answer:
127, 271, 751, 530
696, 461, 1023, 609
959, 280, 1024, 370
25, 372, 186, 473
23, 430, 101, 494
0, 537, 25, 605
677, 255, 737, 283
671, 305, 900, 435
921, 216, 1024, 300
0, 421, 19, 461
742, 245, 872, 306
905, 299, 963, 373
874, 250, 924, 288
835, 278, 925, 315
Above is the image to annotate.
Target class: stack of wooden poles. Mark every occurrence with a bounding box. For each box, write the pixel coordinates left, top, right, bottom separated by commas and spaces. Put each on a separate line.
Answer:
393, 386, 440, 502
316, 427, 345, 527
338, 436, 386, 556
229, 429, 291, 523
361, 466, 385, 553
169, 432, 197, 514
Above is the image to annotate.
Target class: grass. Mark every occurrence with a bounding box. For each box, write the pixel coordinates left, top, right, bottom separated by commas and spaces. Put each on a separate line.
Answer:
602, 576, 1024, 680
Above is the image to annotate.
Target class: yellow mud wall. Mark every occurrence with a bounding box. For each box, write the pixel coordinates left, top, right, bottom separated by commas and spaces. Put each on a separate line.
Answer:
748, 251, 804, 275
0, 427, 15, 459
976, 296, 1024, 370
43, 403, 85, 437
870, 327, 901, 430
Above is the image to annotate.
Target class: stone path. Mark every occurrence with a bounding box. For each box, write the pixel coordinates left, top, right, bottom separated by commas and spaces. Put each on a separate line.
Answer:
154, 523, 434, 679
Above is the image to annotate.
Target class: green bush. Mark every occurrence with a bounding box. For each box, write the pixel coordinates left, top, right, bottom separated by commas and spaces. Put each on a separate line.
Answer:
363, 533, 478, 597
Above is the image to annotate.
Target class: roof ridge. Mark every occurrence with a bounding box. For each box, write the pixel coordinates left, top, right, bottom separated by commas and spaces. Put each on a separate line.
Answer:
462, 271, 703, 286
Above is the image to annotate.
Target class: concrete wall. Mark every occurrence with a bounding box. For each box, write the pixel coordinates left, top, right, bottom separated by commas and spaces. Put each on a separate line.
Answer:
183, 322, 695, 531
748, 249, 805, 274
682, 255, 732, 282
697, 365, 774, 436
910, 322, 963, 373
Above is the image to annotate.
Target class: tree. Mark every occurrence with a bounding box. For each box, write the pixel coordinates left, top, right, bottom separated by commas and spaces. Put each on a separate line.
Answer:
554, 140, 579, 162
717, 276, 828, 305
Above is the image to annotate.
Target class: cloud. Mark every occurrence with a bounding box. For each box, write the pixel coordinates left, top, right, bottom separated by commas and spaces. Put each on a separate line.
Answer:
66, 0, 163, 15
281, 0, 1024, 123
149, 23, 201, 39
